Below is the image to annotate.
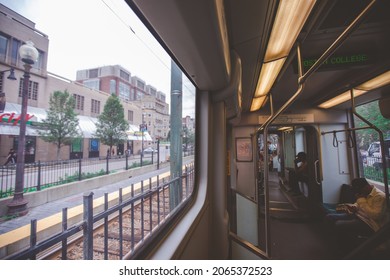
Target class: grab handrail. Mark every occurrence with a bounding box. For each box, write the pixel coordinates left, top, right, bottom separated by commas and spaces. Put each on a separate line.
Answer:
229, 232, 269, 260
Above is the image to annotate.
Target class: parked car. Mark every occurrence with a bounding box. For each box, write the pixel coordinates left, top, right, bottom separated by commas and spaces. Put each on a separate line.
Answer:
143, 147, 157, 154
366, 139, 390, 170
367, 139, 390, 158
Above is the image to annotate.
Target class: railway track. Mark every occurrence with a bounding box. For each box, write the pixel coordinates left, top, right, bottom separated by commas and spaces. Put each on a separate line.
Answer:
43, 181, 181, 260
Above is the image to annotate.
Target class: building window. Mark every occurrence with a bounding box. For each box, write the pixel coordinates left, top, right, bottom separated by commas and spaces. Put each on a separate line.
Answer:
110, 79, 116, 95
130, 87, 135, 100
89, 68, 98, 78
91, 99, 100, 114
136, 89, 143, 100
90, 139, 99, 151
73, 94, 85, 110
70, 138, 83, 159
34, 49, 44, 71
83, 79, 100, 91
119, 82, 130, 101
120, 70, 130, 81
11, 38, 21, 66
128, 110, 133, 122
71, 138, 83, 152
32, 81, 38, 100
0, 34, 7, 62
19, 78, 39, 100
137, 80, 145, 89
0, 72, 4, 94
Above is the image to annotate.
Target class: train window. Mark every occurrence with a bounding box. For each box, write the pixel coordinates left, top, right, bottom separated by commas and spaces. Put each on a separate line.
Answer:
354, 100, 390, 186
2, 0, 196, 172
0, 0, 196, 259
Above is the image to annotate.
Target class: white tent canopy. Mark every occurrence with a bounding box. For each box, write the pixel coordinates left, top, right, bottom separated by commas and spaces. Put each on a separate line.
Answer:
126, 124, 153, 141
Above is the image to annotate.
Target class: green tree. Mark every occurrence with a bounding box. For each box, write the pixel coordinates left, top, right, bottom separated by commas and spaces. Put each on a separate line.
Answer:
94, 94, 129, 154
38, 90, 81, 160
355, 100, 390, 149
182, 126, 195, 150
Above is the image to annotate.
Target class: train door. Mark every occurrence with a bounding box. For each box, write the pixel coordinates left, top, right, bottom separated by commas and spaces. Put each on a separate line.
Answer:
280, 125, 323, 212
282, 130, 296, 172
303, 126, 323, 213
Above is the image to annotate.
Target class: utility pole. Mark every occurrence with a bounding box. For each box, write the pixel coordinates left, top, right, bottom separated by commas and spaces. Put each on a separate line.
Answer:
169, 60, 182, 210
140, 112, 145, 166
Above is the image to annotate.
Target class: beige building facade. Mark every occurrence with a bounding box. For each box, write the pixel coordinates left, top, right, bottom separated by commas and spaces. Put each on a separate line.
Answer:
0, 4, 153, 163
76, 65, 170, 144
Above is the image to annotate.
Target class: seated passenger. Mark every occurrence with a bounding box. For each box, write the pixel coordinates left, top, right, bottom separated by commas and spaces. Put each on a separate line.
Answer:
288, 152, 308, 195
325, 178, 388, 254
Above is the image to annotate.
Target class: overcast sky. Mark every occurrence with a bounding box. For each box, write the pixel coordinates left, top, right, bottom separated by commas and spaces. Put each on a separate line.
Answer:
1, 0, 172, 89
0, 0, 196, 117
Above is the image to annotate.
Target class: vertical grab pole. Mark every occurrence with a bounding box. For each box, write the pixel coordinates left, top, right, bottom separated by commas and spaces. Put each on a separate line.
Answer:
261, 91, 274, 257
262, 105, 270, 257
262, 44, 304, 258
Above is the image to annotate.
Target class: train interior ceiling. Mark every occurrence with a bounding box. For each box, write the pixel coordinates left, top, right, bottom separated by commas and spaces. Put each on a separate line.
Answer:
126, 0, 390, 259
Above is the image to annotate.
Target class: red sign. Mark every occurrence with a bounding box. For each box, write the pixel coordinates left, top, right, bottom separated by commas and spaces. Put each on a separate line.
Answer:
0, 113, 34, 125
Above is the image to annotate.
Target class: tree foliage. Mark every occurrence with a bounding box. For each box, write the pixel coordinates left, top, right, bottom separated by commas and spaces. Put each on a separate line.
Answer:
182, 126, 195, 148
38, 90, 81, 159
354, 100, 390, 149
94, 94, 129, 153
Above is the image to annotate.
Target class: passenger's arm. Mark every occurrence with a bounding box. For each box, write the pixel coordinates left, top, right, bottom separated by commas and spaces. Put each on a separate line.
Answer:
296, 161, 307, 174
356, 195, 385, 220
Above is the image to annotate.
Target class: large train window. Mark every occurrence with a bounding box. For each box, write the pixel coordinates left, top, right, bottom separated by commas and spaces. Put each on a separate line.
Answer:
0, 0, 196, 260
354, 100, 390, 187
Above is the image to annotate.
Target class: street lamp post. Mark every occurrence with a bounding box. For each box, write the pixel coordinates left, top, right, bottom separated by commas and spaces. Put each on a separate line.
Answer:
140, 112, 146, 166
7, 41, 39, 216
0, 68, 17, 81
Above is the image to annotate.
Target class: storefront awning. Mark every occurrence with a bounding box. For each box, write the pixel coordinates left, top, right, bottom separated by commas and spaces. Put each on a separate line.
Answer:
2, 102, 47, 122
0, 124, 40, 136
1, 103, 153, 141
78, 115, 97, 138
0, 103, 42, 136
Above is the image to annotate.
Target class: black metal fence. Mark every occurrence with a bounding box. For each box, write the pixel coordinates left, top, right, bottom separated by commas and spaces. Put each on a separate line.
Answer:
5, 163, 195, 260
360, 155, 390, 184
0, 152, 159, 198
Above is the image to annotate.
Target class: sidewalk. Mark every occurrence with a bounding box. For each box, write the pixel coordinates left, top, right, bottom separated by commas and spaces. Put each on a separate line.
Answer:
0, 166, 170, 235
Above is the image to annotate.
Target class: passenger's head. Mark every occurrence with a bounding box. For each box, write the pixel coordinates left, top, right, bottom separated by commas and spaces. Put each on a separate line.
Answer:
351, 178, 372, 196
296, 152, 307, 161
